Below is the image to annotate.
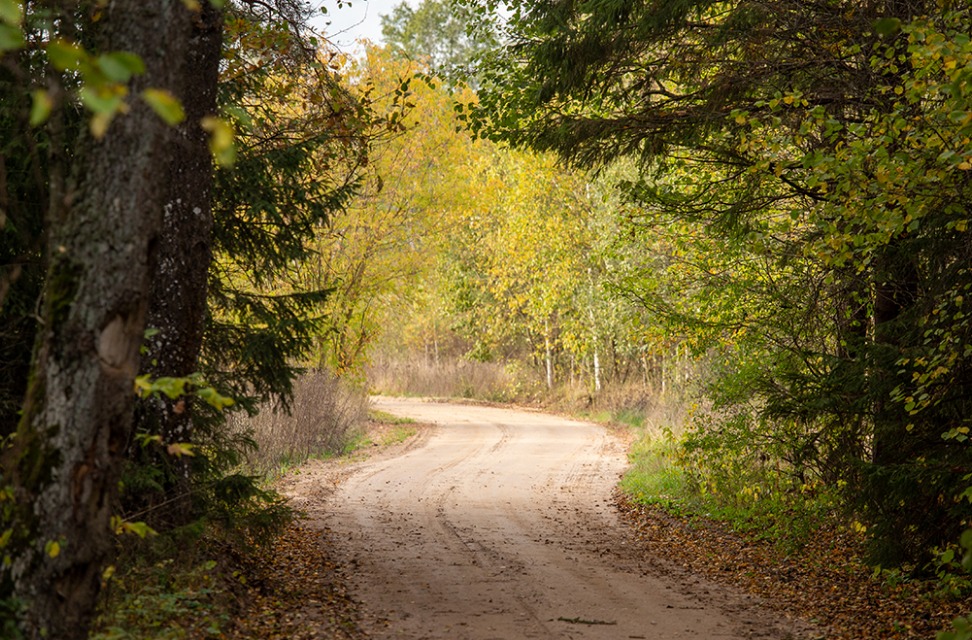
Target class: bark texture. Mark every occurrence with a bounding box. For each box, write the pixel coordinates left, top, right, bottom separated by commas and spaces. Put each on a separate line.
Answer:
1, 2, 200, 638
139, 1, 223, 528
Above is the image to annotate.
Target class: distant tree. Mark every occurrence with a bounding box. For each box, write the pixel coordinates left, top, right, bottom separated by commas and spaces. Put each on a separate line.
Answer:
381, 0, 497, 84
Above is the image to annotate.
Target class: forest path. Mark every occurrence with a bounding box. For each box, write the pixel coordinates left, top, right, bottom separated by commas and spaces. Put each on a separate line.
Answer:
284, 397, 812, 640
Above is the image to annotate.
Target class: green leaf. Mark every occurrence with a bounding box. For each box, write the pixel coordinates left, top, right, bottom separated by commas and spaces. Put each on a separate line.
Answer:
29, 89, 53, 126
142, 88, 185, 125
151, 376, 188, 399
196, 386, 235, 410
79, 86, 125, 115
0, 22, 23, 51
0, 0, 23, 26
873, 17, 901, 37
96, 51, 145, 83
121, 521, 156, 539
47, 38, 86, 71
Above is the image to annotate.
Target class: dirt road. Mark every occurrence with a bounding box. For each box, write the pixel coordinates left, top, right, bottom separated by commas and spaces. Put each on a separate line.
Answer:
286, 398, 811, 640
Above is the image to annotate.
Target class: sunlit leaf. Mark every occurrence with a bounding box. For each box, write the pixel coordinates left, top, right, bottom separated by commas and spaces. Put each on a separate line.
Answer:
166, 442, 196, 457
45, 540, 60, 558
201, 115, 236, 166
29, 89, 53, 126
196, 386, 234, 410
142, 88, 185, 125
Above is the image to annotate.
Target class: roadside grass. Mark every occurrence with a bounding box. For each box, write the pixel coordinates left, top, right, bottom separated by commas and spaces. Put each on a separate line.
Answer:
619, 427, 839, 553
618, 430, 972, 639
618, 434, 688, 514
368, 408, 415, 426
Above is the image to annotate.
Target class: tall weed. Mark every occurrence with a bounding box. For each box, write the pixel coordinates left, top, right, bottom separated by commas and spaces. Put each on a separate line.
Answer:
227, 370, 368, 473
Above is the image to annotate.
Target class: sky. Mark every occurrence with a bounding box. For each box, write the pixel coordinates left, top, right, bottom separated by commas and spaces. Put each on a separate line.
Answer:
309, 0, 417, 52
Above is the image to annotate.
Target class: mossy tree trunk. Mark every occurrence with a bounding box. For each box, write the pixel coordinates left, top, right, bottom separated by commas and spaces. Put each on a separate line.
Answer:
0, 2, 200, 638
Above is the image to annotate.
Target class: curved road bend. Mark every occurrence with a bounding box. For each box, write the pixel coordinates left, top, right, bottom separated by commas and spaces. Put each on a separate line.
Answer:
322, 397, 809, 640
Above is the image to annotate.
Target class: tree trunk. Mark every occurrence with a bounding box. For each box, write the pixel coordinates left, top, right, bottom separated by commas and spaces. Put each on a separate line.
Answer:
544, 318, 553, 390
1, 3, 198, 637
138, 1, 223, 529
593, 346, 602, 392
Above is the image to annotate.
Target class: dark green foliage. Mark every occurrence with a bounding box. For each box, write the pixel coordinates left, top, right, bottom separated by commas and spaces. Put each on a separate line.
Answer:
466, 0, 972, 565
0, 55, 46, 439
204, 11, 368, 410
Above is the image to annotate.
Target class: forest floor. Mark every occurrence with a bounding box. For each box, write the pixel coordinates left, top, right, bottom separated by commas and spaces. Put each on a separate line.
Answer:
226, 403, 968, 640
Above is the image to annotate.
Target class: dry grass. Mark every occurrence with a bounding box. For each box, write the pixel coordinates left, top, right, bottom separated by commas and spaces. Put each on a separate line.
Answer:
229, 370, 369, 472
366, 359, 542, 402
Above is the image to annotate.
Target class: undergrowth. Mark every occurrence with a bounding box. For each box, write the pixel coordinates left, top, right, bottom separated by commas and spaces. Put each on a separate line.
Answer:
92, 371, 377, 639
620, 428, 842, 553
91, 507, 288, 640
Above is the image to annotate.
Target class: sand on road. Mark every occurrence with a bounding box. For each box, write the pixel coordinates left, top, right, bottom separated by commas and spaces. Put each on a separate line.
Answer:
283, 397, 813, 640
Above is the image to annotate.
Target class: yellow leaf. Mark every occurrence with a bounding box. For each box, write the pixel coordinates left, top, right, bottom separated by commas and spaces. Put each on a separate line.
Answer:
45, 540, 60, 558
201, 115, 236, 166
142, 88, 185, 125
166, 442, 196, 457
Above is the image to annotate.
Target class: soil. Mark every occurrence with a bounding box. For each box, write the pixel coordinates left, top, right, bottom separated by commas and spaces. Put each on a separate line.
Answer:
276, 397, 819, 640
